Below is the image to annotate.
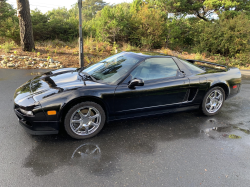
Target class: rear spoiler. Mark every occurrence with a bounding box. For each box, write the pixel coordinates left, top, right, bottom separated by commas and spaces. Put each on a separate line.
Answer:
186, 59, 228, 70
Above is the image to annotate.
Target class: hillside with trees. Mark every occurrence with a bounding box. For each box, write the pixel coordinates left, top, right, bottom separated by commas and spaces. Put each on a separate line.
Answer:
0, 0, 249, 69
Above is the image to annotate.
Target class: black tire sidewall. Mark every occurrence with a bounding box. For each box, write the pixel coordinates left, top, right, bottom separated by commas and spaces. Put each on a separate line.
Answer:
64, 101, 106, 139
201, 87, 225, 116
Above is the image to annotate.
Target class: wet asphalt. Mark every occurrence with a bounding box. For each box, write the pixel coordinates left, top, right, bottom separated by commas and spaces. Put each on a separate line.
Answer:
0, 69, 250, 187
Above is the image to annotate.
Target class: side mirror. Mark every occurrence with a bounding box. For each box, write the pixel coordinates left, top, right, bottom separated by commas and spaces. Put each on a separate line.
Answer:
128, 78, 144, 89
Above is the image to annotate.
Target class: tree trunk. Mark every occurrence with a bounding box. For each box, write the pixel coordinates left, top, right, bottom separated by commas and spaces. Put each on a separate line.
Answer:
16, 0, 35, 51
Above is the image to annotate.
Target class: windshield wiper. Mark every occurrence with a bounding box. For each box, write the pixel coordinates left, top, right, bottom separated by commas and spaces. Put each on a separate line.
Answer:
81, 71, 97, 82
77, 70, 86, 86
77, 62, 96, 85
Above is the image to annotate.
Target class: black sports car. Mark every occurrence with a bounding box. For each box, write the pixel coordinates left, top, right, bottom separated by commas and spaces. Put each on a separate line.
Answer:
14, 51, 241, 139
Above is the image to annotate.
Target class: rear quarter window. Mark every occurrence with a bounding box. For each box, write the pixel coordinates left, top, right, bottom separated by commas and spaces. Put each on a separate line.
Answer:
180, 59, 205, 74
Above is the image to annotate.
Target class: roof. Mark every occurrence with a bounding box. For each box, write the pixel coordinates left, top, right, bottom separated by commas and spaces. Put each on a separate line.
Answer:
126, 51, 172, 58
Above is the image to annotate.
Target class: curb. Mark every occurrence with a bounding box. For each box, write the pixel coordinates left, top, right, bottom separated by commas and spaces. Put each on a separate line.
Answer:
240, 70, 250, 76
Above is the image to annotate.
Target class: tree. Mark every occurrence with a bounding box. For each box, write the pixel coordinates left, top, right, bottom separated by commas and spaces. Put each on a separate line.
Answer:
16, 0, 35, 51
0, 0, 19, 43
71, 0, 108, 22
46, 8, 79, 41
193, 13, 250, 56
154, 0, 250, 21
0, 0, 15, 20
131, 4, 166, 48
89, 4, 131, 42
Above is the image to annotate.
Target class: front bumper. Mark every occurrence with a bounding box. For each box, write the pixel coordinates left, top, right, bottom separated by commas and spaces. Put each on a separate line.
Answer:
15, 108, 59, 135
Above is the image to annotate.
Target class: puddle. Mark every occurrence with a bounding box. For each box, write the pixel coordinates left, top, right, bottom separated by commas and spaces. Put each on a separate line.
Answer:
200, 126, 231, 139
200, 121, 250, 139
233, 126, 250, 134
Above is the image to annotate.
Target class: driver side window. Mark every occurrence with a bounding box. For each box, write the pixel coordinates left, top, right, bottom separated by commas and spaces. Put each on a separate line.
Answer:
130, 58, 179, 81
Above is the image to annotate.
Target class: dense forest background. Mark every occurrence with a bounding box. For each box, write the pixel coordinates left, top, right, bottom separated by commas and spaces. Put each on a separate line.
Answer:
0, 0, 250, 67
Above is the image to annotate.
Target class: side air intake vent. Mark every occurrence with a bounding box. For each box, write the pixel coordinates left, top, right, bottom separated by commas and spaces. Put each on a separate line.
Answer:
188, 88, 198, 101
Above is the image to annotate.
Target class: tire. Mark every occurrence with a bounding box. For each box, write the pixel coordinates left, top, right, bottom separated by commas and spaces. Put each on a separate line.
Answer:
64, 101, 106, 139
201, 86, 225, 116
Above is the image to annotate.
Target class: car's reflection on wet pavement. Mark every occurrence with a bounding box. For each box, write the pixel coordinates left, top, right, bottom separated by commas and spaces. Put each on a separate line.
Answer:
1, 69, 250, 186
23, 110, 250, 177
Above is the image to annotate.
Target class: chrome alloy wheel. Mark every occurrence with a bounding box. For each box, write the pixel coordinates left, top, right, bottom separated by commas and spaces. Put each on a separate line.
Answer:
70, 106, 101, 136
205, 89, 223, 114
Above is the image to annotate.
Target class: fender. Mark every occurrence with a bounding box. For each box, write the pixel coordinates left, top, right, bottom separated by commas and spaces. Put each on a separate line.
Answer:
58, 95, 112, 123
210, 80, 230, 97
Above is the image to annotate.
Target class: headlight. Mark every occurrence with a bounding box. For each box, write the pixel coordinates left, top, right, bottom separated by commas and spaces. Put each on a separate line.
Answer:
20, 108, 34, 117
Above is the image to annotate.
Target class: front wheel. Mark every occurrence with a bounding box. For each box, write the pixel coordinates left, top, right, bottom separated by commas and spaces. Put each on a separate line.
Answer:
201, 87, 225, 116
64, 101, 106, 139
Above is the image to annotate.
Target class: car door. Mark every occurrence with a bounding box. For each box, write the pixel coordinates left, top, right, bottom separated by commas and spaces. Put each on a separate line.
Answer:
114, 57, 190, 119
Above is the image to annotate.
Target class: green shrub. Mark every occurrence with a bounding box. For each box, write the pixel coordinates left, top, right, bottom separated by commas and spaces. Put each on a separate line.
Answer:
0, 1, 20, 44
166, 17, 196, 50
31, 9, 79, 42
1, 41, 15, 53
194, 53, 202, 60
130, 4, 166, 48
88, 4, 131, 43
193, 13, 250, 57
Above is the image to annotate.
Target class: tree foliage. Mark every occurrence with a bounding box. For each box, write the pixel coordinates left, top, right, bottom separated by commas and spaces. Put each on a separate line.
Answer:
193, 13, 250, 56
71, 0, 108, 21
31, 8, 79, 41
156, 0, 250, 20
130, 4, 167, 48
0, 0, 249, 57
88, 4, 131, 43
0, 0, 20, 43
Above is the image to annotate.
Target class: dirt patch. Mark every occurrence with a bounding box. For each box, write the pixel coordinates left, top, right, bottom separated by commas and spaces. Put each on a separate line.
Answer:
0, 46, 112, 69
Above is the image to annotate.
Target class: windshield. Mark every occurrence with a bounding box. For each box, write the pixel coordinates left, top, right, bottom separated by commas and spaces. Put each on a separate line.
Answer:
82, 52, 141, 84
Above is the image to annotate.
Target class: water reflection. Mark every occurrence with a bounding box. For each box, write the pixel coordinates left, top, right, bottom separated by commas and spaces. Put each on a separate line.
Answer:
42, 76, 64, 93
71, 143, 101, 160
200, 118, 250, 139
23, 106, 250, 177
23, 137, 122, 176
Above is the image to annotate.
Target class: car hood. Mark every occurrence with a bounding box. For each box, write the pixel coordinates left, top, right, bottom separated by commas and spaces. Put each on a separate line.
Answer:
14, 68, 103, 102
30, 68, 81, 94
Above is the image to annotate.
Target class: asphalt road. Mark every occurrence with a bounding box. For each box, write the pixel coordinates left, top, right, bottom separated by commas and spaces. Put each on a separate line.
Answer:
0, 69, 250, 187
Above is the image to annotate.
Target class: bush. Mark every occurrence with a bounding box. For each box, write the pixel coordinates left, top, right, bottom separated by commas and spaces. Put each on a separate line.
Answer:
88, 4, 131, 43
1, 41, 15, 53
0, 1, 20, 44
31, 8, 79, 42
193, 13, 250, 57
130, 4, 167, 48
166, 17, 196, 50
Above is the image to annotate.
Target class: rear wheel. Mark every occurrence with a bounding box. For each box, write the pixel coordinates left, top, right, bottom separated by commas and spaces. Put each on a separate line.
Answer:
201, 87, 225, 116
64, 101, 105, 139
